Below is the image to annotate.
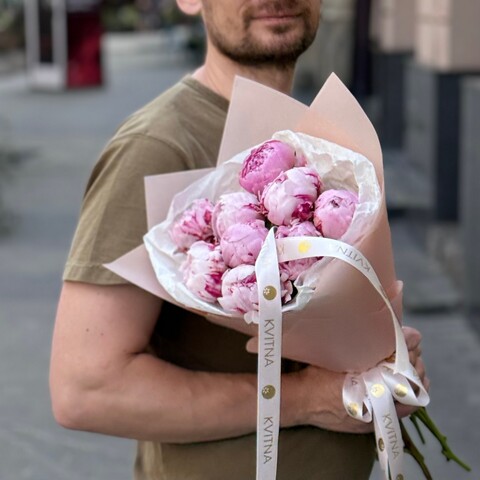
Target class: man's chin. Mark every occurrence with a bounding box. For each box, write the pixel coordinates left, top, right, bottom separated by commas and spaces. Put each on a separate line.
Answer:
210, 23, 315, 67
252, 20, 306, 39
230, 46, 309, 68
251, 20, 315, 51
249, 36, 313, 62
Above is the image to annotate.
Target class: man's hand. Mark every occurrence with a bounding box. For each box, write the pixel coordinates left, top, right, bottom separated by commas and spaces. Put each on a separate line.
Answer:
396, 326, 429, 419
282, 325, 429, 433
283, 365, 375, 434
403, 325, 429, 390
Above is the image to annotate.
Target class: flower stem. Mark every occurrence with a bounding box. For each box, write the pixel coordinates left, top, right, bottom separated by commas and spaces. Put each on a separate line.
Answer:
401, 419, 433, 479
409, 412, 426, 444
411, 408, 471, 472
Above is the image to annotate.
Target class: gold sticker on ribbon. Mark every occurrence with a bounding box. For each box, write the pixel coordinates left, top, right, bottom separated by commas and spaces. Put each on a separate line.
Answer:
347, 402, 359, 417
263, 286, 277, 301
394, 384, 408, 398
370, 384, 385, 398
298, 240, 311, 254
262, 385, 276, 399
378, 438, 385, 452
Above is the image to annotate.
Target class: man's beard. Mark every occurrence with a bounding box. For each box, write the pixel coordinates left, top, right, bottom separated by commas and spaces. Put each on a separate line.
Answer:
204, 2, 318, 69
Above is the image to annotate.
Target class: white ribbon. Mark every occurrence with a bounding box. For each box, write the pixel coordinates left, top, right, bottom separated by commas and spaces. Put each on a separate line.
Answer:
343, 361, 429, 480
275, 236, 409, 374
253, 234, 430, 480
255, 230, 283, 480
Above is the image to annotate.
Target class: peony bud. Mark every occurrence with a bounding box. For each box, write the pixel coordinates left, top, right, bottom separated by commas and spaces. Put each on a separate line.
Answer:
170, 198, 214, 251
313, 189, 358, 239
182, 241, 227, 303
239, 140, 305, 196
261, 167, 322, 226
219, 265, 294, 318
211, 192, 263, 240
218, 265, 259, 316
220, 220, 269, 268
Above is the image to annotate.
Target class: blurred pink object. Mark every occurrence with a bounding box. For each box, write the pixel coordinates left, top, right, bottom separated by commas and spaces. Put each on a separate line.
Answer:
182, 241, 227, 303
220, 220, 269, 267
313, 189, 359, 240
261, 167, 322, 226
170, 198, 214, 251
219, 265, 294, 317
211, 192, 263, 240
276, 222, 323, 280
239, 140, 305, 196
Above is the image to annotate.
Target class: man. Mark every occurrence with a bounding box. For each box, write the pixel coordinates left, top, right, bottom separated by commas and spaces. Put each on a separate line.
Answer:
50, 1, 428, 479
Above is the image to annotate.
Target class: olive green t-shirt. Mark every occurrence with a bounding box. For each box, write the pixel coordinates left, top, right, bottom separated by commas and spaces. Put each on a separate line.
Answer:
63, 76, 375, 480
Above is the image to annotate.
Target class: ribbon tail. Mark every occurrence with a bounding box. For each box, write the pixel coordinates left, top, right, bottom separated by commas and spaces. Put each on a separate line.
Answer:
364, 369, 405, 480
255, 229, 283, 480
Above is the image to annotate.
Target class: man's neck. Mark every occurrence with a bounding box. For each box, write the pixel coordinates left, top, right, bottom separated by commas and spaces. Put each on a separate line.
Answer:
193, 47, 296, 100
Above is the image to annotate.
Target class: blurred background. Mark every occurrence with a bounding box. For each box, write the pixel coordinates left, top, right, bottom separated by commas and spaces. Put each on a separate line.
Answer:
0, 0, 479, 479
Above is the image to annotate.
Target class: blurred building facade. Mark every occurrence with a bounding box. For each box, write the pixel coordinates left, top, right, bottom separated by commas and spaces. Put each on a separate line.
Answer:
0, 0, 24, 51
368, 0, 480, 315
24, 0, 103, 89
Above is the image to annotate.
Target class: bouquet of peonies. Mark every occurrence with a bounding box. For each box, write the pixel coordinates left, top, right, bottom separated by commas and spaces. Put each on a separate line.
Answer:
106, 75, 469, 480
141, 127, 384, 342
169, 138, 359, 323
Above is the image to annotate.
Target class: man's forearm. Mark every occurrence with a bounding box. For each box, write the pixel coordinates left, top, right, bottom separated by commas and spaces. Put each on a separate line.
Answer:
53, 350, 305, 443
50, 282, 376, 442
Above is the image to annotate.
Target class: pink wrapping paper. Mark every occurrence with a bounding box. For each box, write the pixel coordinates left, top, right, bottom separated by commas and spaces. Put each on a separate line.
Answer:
105, 74, 400, 373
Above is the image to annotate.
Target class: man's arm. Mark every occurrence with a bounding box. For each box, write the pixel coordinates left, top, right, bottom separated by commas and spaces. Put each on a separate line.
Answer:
50, 282, 423, 443
51, 281, 260, 442
50, 281, 382, 443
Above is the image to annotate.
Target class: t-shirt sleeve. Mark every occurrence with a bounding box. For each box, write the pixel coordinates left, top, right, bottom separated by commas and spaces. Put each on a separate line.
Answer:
63, 133, 190, 285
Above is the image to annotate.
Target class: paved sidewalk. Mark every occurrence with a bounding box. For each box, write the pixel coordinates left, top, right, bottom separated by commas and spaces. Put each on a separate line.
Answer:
370, 308, 480, 479
0, 33, 478, 480
0, 50, 24, 76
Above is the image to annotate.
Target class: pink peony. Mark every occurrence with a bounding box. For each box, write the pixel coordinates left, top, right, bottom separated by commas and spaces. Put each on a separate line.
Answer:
218, 265, 259, 315
261, 167, 322, 226
211, 192, 263, 240
239, 140, 305, 196
182, 241, 227, 303
276, 222, 323, 281
313, 189, 359, 239
220, 220, 269, 268
219, 265, 294, 317
170, 198, 214, 251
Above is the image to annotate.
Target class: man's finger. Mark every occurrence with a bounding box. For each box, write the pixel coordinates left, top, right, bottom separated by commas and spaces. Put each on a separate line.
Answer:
402, 325, 422, 351
408, 346, 422, 365
245, 336, 259, 353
